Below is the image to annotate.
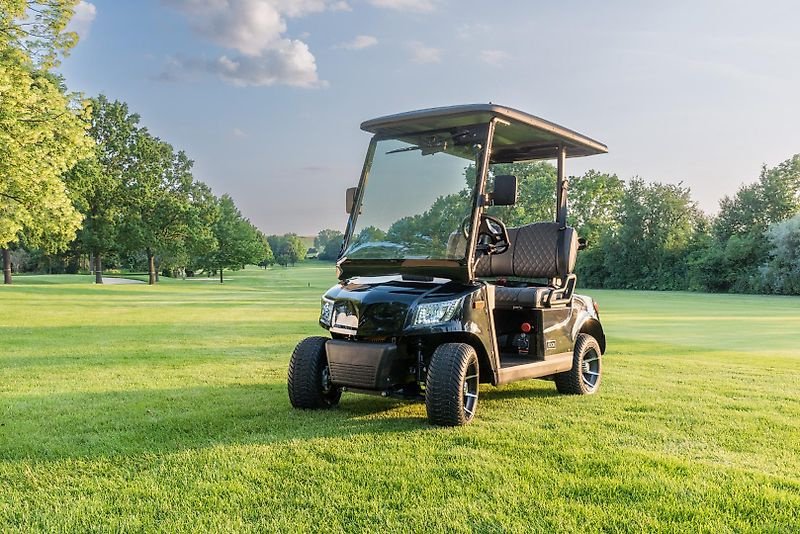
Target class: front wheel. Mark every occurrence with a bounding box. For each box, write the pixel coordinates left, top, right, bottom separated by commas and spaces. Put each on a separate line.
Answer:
288, 336, 341, 409
554, 333, 602, 395
425, 343, 480, 426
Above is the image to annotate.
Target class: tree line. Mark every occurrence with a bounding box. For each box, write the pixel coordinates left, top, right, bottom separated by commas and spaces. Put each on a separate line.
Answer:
4, 3, 798, 293
312, 156, 800, 295
1, 2, 304, 284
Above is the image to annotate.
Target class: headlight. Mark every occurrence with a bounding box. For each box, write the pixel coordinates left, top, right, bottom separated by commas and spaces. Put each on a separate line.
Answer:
411, 297, 463, 326
320, 298, 334, 326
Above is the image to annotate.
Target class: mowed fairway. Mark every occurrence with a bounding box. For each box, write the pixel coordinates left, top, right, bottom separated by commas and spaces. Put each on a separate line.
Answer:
1, 266, 799, 532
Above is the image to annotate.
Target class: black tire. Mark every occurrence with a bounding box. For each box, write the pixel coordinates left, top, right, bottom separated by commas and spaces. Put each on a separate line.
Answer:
554, 333, 602, 395
425, 343, 480, 426
287, 336, 341, 409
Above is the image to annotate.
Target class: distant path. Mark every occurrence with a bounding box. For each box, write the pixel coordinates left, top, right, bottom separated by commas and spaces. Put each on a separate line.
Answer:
103, 277, 145, 285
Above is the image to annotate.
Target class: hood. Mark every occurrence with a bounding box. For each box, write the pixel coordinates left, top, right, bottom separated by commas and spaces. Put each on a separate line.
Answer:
322, 275, 475, 336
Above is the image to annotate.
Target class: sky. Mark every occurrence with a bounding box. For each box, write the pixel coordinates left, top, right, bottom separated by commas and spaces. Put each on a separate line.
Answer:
60, 0, 800, 235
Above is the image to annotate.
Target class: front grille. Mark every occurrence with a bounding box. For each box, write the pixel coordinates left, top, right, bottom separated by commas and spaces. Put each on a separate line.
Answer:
329, 361, 379, 389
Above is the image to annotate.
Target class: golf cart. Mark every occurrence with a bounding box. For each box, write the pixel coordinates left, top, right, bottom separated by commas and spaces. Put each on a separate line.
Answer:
288, 104, 607, 426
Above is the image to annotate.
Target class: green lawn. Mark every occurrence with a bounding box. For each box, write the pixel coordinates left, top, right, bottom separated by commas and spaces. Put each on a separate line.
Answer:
1, 266, 799, 532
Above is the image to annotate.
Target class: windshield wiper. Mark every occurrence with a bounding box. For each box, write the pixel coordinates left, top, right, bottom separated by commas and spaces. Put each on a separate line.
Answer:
386, 146, 421, 155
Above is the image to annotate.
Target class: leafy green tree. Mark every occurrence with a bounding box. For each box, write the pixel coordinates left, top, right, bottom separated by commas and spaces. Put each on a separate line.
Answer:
356, 226, 386, 243
0, 0, 80, 69
715, 155, 800, 240
118, 130, 199, 284
268, 234, 306, 266
315, 228, 344, 260
64, 96, 142, 283
692, 155, 800, 293
0, 41, 90, 283
206, 194, 268, 283
601, 179, 704, 290
485, 162, 557, 226
759, 214, 800, 294
568, 170, 625, 245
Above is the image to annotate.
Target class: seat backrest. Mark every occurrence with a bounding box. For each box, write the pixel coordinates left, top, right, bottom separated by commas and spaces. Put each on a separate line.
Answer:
446, 231, 466, 259
475, 222, 577, 279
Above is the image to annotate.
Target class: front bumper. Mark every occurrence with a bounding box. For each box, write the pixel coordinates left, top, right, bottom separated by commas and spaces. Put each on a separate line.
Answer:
325, 340, 412, 390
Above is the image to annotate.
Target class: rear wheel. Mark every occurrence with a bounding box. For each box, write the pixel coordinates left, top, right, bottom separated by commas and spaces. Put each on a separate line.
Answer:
288, 336, 341, 409
554, 333, 602, 395
425, 343, 479, 426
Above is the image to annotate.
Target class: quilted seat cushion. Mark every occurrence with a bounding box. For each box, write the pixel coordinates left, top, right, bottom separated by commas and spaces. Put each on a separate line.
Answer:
494, 286, 551, 308
475, 222, 577, 279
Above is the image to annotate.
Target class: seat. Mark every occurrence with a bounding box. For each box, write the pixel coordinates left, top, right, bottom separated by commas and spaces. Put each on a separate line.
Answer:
475, 221, 578, 308
494, 285, 551, 308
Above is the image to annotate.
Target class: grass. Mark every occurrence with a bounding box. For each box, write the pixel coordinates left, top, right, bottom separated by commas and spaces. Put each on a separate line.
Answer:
1, 265, 799, 532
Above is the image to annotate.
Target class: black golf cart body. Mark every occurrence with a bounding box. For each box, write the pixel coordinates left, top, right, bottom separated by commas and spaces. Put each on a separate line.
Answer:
289, 104, 608, 425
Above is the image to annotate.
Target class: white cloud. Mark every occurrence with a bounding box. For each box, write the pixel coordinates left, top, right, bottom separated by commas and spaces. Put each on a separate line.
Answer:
232, 127, 247, 138
162, 40, 324, 88
335, 35, 378, 50
68, 1, 97, 39
369, 0, 435, 12
161, 0, 347, 87
408, 41, 441, 64
479, 49, 509, 66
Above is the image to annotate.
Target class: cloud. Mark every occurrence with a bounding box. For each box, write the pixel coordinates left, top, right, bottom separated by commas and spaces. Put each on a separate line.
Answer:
479, 49, 509, 66
161, 41, 324, 88
68, 1, 97, 39
408, 41, 441, 64
369, 0, 435, 12
335, 35, 378, 50
161, 0, 347, 87
232, 128, 247, 138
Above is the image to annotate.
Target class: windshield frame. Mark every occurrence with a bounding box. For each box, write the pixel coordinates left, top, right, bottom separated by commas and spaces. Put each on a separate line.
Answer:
337, 120, 498, 282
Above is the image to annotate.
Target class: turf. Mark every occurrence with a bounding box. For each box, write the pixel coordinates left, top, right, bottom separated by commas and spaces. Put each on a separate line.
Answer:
1, 266, 799, 532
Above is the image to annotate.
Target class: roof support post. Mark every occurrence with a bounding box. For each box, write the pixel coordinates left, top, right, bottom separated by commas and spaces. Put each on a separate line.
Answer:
556, 144, 568, 227
465, 119, 497, 281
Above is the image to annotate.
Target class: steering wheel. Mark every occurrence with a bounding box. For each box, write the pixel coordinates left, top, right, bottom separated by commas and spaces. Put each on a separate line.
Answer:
460, 214, 510, 255
477, 215, 510, 255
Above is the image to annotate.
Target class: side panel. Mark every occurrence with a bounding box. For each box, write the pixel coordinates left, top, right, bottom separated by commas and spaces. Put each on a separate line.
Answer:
540, 307, 573, 358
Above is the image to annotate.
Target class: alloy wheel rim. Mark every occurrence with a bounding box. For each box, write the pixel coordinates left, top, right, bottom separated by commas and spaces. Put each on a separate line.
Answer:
321, 366, 333, 395
463, 361, 479, 420
581, 348, 600, 391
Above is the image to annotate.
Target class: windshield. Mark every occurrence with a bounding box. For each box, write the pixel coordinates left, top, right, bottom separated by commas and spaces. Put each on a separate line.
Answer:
343, 127, 484, 261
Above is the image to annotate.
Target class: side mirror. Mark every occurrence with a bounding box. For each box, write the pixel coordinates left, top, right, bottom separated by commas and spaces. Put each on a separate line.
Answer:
491, 175, 517, 206
578, 237, 588, 251
345, 187, 358, 214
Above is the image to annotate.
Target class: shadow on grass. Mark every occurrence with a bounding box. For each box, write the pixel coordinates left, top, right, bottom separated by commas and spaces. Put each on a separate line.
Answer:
0, 380, 568, 462
480, 384, 560, 402
0, 383, 431, 462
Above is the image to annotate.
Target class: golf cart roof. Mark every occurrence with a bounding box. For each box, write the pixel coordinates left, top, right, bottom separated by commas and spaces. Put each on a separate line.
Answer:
361, 103, 607, 162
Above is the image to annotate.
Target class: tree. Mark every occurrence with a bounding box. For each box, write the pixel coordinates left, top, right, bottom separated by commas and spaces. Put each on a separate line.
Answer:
315, 228, 344, 261
692, 155, 800, 293
118, 130, 198, 284
568, 170, 625, 245
0, 0, 80, 69
206, 195, 268, 283
0, 44, 90, 283
601, 179, 704, 290
486, 162, 557, 226
64, 96, 141, 283
759, 214, 800, 294
268, 234, 306, 266
714, 155, 800, 240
